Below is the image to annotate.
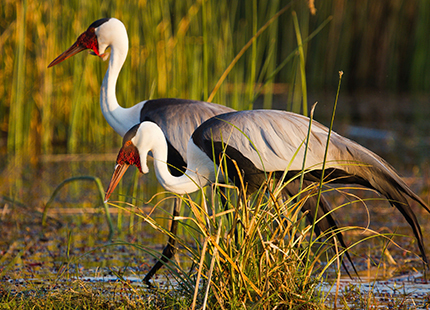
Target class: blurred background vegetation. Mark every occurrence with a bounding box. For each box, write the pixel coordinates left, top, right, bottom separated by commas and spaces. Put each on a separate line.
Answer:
1, 0, 430, 157
1, 0, 430, 204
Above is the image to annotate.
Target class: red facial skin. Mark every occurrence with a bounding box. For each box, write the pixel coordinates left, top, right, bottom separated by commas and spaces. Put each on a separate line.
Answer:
75, 28, 101, 55
116, 141, 143, 173
48, 27, 102, 68
104, 141, 143, 201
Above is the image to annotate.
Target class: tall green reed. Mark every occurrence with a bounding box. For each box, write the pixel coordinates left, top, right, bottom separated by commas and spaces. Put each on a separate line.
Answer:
2, 0, 316, 161
3, 0, 430, 162
2, 0, 316, 211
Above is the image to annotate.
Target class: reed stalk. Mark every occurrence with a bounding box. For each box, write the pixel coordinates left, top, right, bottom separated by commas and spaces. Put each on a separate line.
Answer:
2, 0, 429, 164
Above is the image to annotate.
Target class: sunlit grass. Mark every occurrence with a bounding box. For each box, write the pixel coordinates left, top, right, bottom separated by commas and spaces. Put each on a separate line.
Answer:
102, 172, 425, 309
1, 181, 428, 309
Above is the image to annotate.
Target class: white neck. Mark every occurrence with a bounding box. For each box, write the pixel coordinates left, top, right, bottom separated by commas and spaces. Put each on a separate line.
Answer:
133, 122, 215, 194
99, 20, 142, 137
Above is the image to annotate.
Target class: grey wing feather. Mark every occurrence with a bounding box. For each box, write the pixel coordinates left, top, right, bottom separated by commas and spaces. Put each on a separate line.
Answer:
198, 110, 331, 172
200, 109, 428, 211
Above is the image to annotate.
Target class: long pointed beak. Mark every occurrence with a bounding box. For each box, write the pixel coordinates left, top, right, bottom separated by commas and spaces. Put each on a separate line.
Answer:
104, 163, 130, 202
48, 41, 88, 68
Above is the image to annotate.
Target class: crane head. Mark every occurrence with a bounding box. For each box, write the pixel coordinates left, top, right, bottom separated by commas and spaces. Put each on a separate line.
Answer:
104, 140, 143, 202
48, 18, 112, 68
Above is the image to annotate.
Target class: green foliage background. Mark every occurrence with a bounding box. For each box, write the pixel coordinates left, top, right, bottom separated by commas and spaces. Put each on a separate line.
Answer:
1, 0, 429, 158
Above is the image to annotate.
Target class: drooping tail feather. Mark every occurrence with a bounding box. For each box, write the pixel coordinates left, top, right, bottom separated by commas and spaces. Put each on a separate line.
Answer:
322, 135, 430, 265
366, 169, 429, 265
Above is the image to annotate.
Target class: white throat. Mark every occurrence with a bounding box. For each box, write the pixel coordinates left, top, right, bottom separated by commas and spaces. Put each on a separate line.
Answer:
98, 18, 143, 137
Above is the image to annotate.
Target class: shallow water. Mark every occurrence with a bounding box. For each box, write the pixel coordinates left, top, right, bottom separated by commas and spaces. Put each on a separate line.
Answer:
322, 271, 430, 308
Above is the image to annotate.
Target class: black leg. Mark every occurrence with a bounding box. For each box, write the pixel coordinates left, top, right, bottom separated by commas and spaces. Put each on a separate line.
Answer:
144, 197, 182, 285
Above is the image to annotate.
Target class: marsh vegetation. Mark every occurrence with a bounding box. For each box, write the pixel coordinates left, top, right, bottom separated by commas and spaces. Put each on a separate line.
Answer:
1, 0, 430, 308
